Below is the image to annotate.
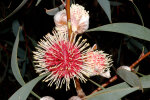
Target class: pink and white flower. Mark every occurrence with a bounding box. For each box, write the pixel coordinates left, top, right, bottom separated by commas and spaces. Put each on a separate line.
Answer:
33, 31, 91, 90
54, 4, 89, 34
86, 50, 113, 78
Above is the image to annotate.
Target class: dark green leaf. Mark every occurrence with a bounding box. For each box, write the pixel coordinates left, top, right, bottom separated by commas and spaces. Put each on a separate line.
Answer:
0, 0, 28, 22
129, 38, 148, 54
11, 27, 40, 99
127, 41, 136, 53
6, 40, 26, 59
86, 23, 150, 41
117, 41, 122, 64
27, 35, 37, 47
130, 1, 144, 26
8, 74, 47, 100
110, 1, 122, 6
117, 68, 143, 91
97, 0, 111, 23
12, 20, 24, 41
88, 79, 105, 90
11, 27, 25, 85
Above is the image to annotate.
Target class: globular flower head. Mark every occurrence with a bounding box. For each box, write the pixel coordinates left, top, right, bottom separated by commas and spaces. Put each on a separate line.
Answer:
54, 4, 89, 34
86, 50, 113, 78
33, 31, 91, 90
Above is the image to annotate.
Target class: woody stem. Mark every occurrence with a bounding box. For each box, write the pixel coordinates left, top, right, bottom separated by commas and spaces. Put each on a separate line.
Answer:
66, 0, 72, 40
66, 0, 85, 98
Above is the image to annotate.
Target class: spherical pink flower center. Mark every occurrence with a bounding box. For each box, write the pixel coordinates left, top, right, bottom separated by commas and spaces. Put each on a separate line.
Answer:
44, 40, 82, 78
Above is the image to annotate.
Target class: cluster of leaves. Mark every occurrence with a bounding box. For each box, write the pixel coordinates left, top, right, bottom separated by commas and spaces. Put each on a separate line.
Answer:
0, 0, 150, 100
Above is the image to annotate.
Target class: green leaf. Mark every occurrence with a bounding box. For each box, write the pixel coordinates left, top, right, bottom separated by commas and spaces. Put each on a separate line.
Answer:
88, 79, 105, 90
130, 1, 144, 26
117, 41, 122, 64
12, 20, 24, 41
126, 41, 136, 53
129, 38, 148, 54
0, 0, 28, 22
27, 35, 37, 47
6, 40, 26, 59
11, 27, 25, 85
110, 1, 122, 6
86, 75, 150, 100
117, 68, 143, 91
8, 74, 47, 100
11, 27, 40, 99
86, 23, 150, 41
97, 0, 112, 23
87, 88, 137, 100
134, 66, 139, 72
141, 75, 150, 88
46, 4, 64, 16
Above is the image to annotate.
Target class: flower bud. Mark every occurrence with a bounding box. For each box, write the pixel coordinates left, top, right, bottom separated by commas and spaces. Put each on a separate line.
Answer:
68, 96, 82, 100
54, 4, 89, 34
40, 96, 55, 100
118, 66, 131, 71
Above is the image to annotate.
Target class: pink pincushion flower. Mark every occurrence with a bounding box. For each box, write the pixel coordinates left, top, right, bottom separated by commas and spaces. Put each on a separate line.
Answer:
54, 4, 89, 34
33, 31, 91, 90
86, 50, 113, 78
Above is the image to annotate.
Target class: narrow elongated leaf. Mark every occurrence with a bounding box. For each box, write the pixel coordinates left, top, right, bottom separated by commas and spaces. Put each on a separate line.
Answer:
6, 40, 26, 59
97, 0, 111, 23
86, 23, 150, 41
11, 27, 40, 99
127, 41, 136, 53
11, 27, 25, 85
27, 35, 37, 47
117, 68, 143, 90
86, 75, 150, 100
88, 79, 105, 90
117, 41, 122, 64
9, 74, 47, 100
130, 1, 144, 26
0, 0, 28, 22
12, 20, 24, 41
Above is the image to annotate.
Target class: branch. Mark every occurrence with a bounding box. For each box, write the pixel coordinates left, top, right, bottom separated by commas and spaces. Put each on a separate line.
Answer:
66, 0, 72, 40
65, 0, 85, 98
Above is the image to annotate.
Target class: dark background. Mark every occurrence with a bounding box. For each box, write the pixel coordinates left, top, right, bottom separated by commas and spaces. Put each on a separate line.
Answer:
0, 0, 150, 100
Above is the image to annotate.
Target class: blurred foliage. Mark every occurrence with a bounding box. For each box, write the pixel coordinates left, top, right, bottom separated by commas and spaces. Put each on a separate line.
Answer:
0, 0, 150, 100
